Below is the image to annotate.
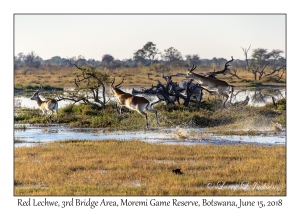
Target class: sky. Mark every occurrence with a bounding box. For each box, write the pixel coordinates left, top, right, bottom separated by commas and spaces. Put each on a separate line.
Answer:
14, 14, 286, 61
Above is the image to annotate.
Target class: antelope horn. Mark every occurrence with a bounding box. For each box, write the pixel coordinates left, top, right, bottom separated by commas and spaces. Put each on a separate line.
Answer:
189, 62, 197, 72
115, 77, 124, 88
111, 77, 115, 86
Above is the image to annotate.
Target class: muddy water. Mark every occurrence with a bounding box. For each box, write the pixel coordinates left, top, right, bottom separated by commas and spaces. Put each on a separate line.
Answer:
14, 125, 286, 147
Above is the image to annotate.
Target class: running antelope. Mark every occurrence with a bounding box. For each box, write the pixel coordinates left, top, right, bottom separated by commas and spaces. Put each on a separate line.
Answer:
110, 77, 159, 128
30, 85, 58, 121
185, 63, 234, 107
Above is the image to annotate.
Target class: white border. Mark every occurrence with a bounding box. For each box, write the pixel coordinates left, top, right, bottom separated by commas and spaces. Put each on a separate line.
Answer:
4, 0, 297, 209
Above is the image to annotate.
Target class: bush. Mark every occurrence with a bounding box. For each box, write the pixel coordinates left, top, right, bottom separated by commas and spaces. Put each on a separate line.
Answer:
276, 98, 286, 110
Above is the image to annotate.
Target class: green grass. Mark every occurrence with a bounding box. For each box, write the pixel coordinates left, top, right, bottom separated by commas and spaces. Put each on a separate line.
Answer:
14, 100, 286, 133
14, 140, 286, 196
14, 84, 63, 92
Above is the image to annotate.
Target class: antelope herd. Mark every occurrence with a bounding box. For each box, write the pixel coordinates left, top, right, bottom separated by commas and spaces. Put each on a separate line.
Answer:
29, 60, 235, 127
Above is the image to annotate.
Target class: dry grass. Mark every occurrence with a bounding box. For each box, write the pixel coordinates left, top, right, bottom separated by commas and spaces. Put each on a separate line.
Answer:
14, 66, 285, 88
14, 140, 286, 196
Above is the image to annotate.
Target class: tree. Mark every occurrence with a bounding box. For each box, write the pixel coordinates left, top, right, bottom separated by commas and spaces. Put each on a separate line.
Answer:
185, 54, 200, 66
250, 48, 271, 80
133, 49, 147, 65
265, 49, 286, 81
241, 45, 251, 71
50, 56, 62, 66
133, 42, 159, 66
76, 57, 87, 66
24, 51, 42, 68
56, 64, 110, 107
14, 53, 25, 70
142, 42, 159, 62
162, 47, 183, 63
87, 59, 96, 67
252, 48, 271, 61
110, 60, 122, 69
102, 54, 114, 67
244, 48, 286, 81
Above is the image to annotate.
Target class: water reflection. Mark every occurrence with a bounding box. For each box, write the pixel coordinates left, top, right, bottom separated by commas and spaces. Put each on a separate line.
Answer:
14, 86, 285, 109
229, 87, 286, 107
14, 87, 158, 109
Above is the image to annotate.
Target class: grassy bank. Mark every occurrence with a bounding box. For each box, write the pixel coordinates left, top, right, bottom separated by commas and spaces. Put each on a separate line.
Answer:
14, 84, 63, 92
14, 99, 286, 133
14, 140, 286, 196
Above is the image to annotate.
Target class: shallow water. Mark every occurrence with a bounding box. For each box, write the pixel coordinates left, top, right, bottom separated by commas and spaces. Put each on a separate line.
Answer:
14, 86, 286, 109
14, 86, 286, 147
14, 125, 286, 147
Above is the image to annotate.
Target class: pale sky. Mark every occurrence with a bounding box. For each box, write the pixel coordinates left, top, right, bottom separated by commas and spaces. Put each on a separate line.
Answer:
14, 14, 286, 61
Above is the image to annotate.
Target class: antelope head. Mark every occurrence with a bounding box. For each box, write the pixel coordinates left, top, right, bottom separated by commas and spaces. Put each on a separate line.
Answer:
185, 63, 197, 79
30, 85, 43, 101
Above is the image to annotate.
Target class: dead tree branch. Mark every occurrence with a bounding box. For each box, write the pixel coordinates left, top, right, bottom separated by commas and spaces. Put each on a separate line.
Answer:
132, 75, 203, 106
206, 56, 235, 79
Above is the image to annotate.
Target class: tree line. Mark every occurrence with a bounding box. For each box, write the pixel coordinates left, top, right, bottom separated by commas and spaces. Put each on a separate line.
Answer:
14, 42, 286, 81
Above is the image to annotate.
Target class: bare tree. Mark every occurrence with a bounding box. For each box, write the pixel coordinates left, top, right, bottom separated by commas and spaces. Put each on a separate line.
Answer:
198, 57, 235, 80
241, 45, 251, 72
227, 68, 242, 80
264, 50, 286, 81
245, 48, 286, 81
132, 74, 203, 107
56, 64, 110, 107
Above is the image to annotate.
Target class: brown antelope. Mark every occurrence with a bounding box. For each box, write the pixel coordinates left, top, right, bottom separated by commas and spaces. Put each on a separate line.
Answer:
110, 77, 159, 128
30, 85, 58, 121
185, 63, 234, 107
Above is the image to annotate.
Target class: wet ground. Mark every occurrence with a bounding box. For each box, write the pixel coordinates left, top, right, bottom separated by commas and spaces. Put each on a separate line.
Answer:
14, 124, 286, 147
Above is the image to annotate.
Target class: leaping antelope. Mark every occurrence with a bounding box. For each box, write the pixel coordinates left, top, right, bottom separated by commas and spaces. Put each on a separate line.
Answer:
30, 85, 58, 122
185, 63, 234, 107
110, 77, 159, 129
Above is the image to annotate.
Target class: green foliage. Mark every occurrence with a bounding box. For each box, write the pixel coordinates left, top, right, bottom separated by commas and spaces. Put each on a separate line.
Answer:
276, 98, 286, 110
14, 124, 27, 130
264, 98, 286, 111
14, 109, 40, 122
277, 105, 285, 110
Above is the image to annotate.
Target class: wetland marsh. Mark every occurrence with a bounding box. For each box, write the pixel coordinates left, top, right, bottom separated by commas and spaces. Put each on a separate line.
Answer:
14, 73, 286, 196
